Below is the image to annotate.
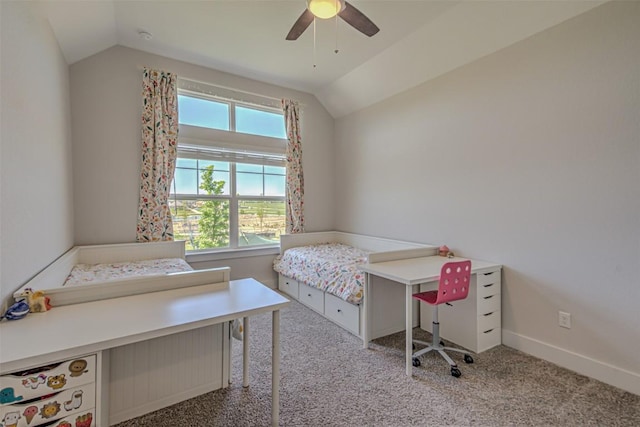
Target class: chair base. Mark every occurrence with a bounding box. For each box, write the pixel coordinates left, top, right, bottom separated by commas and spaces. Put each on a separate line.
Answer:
412, 321, 474, 377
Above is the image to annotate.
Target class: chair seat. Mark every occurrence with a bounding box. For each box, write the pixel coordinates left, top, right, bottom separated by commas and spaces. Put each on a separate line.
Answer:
412, 290, 438, 305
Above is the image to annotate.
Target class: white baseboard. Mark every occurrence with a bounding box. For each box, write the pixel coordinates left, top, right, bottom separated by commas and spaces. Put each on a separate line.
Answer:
502, 329, 640, 396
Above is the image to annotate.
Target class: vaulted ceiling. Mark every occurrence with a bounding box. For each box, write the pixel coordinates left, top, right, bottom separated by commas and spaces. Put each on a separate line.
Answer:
35, 0, 605, 117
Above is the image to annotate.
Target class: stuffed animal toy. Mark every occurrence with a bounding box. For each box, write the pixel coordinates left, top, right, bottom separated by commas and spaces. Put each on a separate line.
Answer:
18, 288, 51, 313
0, 301, 30, 321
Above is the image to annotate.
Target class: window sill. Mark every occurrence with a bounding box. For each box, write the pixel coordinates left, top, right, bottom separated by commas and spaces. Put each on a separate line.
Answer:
185, 245, 280, 263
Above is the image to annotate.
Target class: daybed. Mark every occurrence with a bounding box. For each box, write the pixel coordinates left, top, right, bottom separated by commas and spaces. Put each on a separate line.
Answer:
274, 232, 437, 340
14, 241, 229, 306
12, 241, 233, 424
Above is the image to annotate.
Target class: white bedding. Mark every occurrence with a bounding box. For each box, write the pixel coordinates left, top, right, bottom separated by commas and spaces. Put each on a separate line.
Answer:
273, 243, 369, 304
64, 258, 193, 286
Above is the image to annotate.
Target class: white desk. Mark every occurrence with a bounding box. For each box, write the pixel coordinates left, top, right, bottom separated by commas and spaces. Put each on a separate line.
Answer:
0, 278, 289, 426
360, 256, 501, 376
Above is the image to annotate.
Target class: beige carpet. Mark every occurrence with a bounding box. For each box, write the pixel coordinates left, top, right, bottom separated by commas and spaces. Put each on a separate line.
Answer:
116, 298, 640, 426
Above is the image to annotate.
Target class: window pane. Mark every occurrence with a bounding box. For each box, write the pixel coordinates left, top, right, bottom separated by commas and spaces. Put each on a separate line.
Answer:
178, 95, 229, 131
200, 160, 229, 172
235, 106, 286, 139
173, 167, 198, 194
237, 172, 263, 196
170, 199, 230, 250
237, 163, 263, 173
264, 165, 285, 175
238, 200, 285, 247
265, 174, 285, 197
196, 164, 229, 196
176, 158, 197, 169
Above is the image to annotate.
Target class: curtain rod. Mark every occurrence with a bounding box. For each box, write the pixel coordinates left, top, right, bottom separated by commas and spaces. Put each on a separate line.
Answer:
136, 66, 305, 107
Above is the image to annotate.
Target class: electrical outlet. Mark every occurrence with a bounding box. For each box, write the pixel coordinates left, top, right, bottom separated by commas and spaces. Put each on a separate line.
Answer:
559, 311, 571, 329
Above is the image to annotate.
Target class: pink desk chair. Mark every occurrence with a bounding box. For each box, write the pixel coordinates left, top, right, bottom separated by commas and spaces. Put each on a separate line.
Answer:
412, 260, 474, 377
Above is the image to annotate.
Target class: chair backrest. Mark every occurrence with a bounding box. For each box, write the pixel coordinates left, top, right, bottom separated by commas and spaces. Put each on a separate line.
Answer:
434, 260, 472, 305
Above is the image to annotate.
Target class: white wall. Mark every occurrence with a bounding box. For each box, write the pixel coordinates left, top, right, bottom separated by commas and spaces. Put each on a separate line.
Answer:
69, 46, 334, 286
334, 2, 640, 392
0, 2, 74, 310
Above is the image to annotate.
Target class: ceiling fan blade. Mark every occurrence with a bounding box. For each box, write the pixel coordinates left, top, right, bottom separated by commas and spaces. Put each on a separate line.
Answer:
339, 1, 379, 37
286, 9, 315, 40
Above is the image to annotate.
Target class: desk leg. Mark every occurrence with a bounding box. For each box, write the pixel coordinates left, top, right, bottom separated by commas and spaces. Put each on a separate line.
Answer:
243, 316, 250, 388
406, 285, 413, 376
272, 310, 281, 427
362, 272, 370, 349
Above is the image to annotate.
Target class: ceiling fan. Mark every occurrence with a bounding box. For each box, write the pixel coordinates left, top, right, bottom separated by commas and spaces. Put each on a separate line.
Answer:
286, 0, 380, 41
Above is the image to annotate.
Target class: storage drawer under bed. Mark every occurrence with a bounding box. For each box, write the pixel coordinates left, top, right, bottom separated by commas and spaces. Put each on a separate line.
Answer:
324, 293, 360, 336
299, 284, 325, 314
278, 275, 299, 299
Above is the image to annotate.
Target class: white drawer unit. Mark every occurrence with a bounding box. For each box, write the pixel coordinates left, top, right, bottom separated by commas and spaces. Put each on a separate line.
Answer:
0, 355, 97, 427
0, 355, 96, 402
420, 268, 502, 353
298, 283, 325, 314
278, 275, 299, 299
325, 293, 360, 336
278, 274, 362, 337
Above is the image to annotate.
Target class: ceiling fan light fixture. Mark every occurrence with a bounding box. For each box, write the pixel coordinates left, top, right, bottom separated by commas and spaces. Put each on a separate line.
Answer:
308, 0, 342, 19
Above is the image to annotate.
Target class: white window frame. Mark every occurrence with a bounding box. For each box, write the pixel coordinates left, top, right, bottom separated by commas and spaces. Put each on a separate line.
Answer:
173, 82, 287, 259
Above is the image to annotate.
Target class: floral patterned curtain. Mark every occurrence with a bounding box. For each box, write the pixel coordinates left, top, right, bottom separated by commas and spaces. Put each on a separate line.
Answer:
282, 99, 305, 234
136, 68, 178, 242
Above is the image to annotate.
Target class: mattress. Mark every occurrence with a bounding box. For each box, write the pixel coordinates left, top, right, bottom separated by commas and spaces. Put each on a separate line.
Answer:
273, 243, 369, 304
64, 258, 193, 286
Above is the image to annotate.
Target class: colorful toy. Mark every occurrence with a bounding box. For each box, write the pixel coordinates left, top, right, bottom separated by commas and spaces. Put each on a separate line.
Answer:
1, 300, 30, 321
17, 288, 51, 313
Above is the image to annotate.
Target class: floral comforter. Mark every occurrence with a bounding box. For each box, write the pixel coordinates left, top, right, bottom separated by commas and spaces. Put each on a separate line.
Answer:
273, 243, 369, 304
64, 258, 193, 286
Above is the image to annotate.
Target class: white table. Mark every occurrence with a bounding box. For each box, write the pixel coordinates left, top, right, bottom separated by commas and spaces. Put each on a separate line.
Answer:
360, 256, 501, 376
0, 278, 289, 426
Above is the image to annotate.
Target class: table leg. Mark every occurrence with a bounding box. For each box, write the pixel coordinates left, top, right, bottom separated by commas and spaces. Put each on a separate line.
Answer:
243, 317, 250, 388
272, 310, 281, 426
363, 273, 370, 349
406, 285, 413, 376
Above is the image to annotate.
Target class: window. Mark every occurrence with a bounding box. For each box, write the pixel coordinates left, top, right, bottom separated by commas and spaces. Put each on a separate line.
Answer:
177, 93, 287, 139
171, 84, 287, 252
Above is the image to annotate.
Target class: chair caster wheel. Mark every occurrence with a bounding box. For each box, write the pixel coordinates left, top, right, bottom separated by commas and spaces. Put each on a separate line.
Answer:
440, 340, 445, 347
412, 358, 421, 367
464, 354, 474, 364
451, 367, 461, 377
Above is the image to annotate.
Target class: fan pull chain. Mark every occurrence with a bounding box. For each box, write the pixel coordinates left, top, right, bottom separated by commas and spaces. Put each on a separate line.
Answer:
335, 13, 339, 54
313, 19, 317, 68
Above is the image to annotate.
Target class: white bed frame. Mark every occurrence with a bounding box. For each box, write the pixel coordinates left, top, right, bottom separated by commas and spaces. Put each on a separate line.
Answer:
14, 240, 230, 306
12, 241, 232, 424
277, 232, 438, 340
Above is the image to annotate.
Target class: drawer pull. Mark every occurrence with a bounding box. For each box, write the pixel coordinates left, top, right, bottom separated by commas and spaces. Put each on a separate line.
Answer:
483, 283, 495, 288
445, 302, 453, 306
483, 272, 495, 277
483, 328, 495, 334
483, 312, 494, 317
484, 295, 494, 300
337, 309, 342, 313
